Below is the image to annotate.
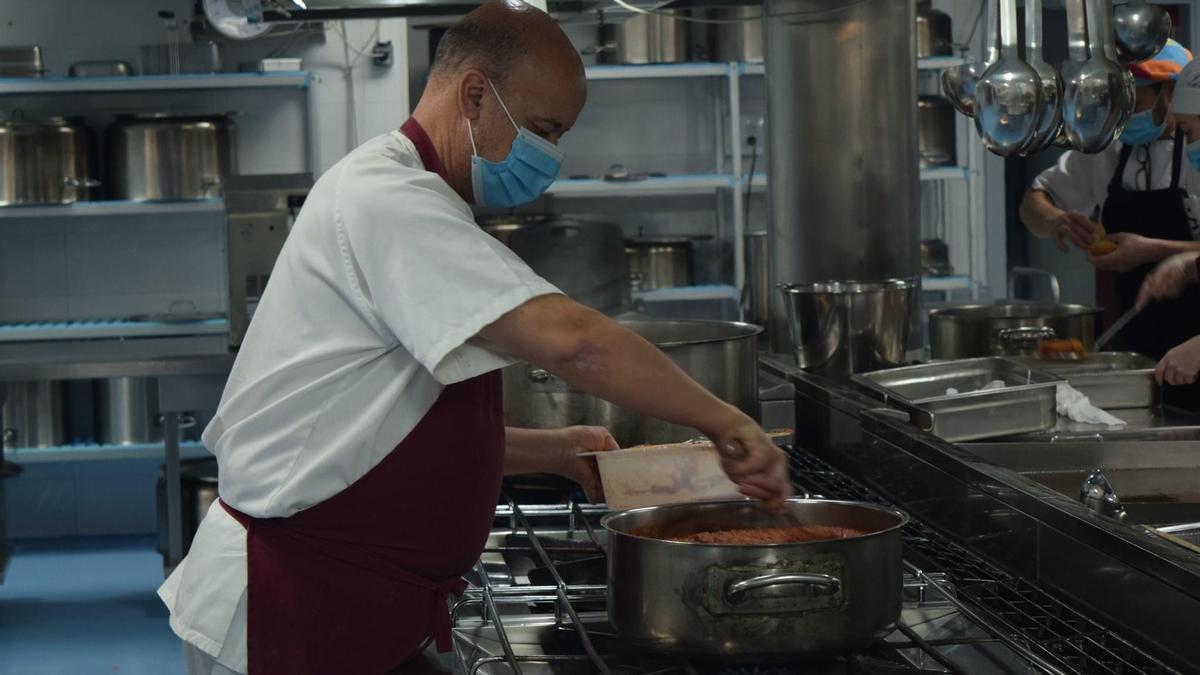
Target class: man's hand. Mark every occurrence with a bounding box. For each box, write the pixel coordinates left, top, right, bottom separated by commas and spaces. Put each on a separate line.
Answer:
1088, 233, 1164, 272
1138, 251, 1200, 310
1050, 211, 1097, 252
703, 407, 792, 512
551, 425, 618, 503
1157, 335, 1200, 385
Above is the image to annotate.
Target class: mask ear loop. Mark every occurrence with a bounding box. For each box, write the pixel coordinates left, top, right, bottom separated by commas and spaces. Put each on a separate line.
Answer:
486, 78, 520, 132
466, 118, 479, 157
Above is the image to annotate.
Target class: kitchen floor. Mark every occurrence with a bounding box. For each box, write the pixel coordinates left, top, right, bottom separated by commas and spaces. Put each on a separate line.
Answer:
0, 536, 183, 675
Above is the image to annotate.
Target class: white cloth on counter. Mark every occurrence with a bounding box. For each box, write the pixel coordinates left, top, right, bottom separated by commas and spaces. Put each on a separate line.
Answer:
159, 130, 562, 672
1031, 138, 1200, 238
945, 380, 1007, 396
1056, 383, 1127, 427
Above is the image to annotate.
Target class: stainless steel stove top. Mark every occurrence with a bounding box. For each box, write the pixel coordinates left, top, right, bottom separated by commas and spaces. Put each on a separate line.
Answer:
448, 503, 1038, 675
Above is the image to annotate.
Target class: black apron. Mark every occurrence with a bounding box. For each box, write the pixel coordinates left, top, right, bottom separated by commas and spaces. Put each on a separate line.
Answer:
1100, 130, 1200, 409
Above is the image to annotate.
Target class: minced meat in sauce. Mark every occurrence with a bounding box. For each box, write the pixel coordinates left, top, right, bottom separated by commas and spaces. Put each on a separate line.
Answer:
633, 525, 865, 544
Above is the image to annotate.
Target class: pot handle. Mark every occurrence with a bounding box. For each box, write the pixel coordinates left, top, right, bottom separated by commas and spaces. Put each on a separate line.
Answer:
995, 325, 1056, 345
528, 368, 552, 383
726, 572, 841, 602
62, 176, 102, 188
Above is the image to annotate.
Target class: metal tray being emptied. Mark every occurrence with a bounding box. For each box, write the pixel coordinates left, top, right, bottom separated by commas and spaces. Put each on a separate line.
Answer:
852, 357, 1062, 442
1008, 352, 1159, 410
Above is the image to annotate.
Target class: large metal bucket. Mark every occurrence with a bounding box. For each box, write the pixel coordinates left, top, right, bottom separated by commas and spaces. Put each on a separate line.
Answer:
780, 280, 918, 377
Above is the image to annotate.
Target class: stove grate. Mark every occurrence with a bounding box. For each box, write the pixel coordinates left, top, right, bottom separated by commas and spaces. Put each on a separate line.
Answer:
789, 450, 1178, 675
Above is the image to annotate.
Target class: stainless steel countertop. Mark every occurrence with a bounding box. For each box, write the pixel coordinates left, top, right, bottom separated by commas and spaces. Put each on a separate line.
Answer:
0, 335, 235, 381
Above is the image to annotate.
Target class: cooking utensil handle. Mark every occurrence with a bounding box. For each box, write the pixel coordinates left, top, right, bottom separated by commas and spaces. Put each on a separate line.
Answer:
1066, 0, 1088, 61
727, 573, 841, 601
1026, 0, 1044, 60
985, 0, 1000, 64
998, 0, 1019, 55
1097, 0, 1120, 61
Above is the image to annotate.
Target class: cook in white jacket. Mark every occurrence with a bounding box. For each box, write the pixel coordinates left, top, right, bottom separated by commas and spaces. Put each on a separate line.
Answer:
161, 3, 791, 674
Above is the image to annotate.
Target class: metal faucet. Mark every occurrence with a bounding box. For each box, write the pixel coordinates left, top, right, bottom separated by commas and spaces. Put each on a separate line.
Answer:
1079, 468, 1127, 521
1008, 266, 1062, 303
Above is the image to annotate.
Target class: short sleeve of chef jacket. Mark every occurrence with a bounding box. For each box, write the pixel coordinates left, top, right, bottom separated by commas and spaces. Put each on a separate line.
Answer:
333, 145, 562, 385
1030, 146, 1120, 216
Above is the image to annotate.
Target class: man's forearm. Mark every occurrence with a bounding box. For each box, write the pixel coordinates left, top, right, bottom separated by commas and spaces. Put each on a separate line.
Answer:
503, 427, 565, 476
481, 297, 742, 440
1020, 189, 1061, 238
1151, 238, 1200, 259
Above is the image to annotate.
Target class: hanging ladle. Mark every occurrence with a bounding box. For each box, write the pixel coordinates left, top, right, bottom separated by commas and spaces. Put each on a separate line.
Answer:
941, 0, 998, 119
1061, 0, 1128, 153
1100, 0, 1138, 136
974, 0, 1042, 155
1020, 0, 1064, 154
1113, 0, 1172, 65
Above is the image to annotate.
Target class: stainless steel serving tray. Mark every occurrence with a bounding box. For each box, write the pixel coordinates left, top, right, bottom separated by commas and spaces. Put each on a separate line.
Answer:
852, 358, 1062, 442
1008, 352, 1158, 409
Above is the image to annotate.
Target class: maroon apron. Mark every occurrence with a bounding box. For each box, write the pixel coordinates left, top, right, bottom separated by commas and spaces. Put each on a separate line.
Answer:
221, 118, 506, 674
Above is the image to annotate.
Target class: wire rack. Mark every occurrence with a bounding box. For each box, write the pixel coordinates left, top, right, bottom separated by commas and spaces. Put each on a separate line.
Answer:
788, 450, 1179, 675
455, 499, 1028, 675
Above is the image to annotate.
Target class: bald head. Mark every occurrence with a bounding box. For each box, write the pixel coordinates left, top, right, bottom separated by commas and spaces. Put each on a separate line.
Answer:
429, 0, 583, 86
412, 0, 587, 204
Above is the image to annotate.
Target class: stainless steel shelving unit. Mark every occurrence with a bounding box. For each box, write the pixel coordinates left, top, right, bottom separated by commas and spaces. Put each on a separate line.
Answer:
574, 58, 979, 303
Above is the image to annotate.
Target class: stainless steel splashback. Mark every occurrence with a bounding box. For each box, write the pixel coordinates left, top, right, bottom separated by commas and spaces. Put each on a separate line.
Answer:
765, 0, 920, 352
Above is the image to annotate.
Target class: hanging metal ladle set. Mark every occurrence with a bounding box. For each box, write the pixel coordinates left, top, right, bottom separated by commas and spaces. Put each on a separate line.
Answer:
942, 0, 1174, 156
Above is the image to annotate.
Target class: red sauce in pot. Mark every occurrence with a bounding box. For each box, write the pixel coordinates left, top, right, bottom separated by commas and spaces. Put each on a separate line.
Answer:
633, 525, 866, 544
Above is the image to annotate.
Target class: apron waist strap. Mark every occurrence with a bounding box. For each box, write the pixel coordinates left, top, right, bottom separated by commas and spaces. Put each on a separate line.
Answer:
218, 498, 467, 652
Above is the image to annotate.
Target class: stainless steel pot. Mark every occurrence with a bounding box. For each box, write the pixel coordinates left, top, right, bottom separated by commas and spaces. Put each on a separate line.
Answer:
2, 381, 64, 449
917, 2, 954, 58
706, 7, 764, 63
503, 319, 761, 446
603, 498, 909, 659
97, 377, 161, 445
508, 220, 629, 313
780, 279, 918, 378
596, 14, 690, 64
156, 458, 217, 560
479, 213, 559, 247
106, 113, 236, 201
0, 116, 99, 206
928, 302, 1101, 359
918, 96, 956, 168
625, 237, 692, 291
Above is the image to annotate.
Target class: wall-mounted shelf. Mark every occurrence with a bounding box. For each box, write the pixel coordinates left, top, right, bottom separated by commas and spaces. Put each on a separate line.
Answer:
0, 199, 225, 219
7, 440, 210, 464
917, 56, 969, 71
919, 166, 971, 181
0, 318, 229, 342
0, 71, 310, 95
585, 63, 730, 80
546, 173, 732, 197
744, 166, 969, 191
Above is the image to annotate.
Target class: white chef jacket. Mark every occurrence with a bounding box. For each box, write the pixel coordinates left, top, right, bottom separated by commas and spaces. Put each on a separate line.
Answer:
158, 129, 561, 672
1031, 138, 1200, 238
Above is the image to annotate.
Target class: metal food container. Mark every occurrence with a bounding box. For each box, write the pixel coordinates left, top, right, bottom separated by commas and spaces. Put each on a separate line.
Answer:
853, 358, 1063, 442
625, 237, 692, 291
0, 116, 99, 205
2, 381, 64, 449
780, 279, 918, 378
928, 302, 1101, 359
595, 14, 690, 64
603, 498, 908, 659
106, 113, 236, 201
0, 46, 44, 77
1009, 352, 1159, 410
97, 377, 161, 445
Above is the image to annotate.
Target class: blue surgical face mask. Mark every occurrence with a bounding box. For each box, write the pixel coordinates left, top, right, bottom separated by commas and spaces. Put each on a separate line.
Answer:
1187, 138, 1200, 172
1119, 107, 1167, 146
468, 79, 564, 208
